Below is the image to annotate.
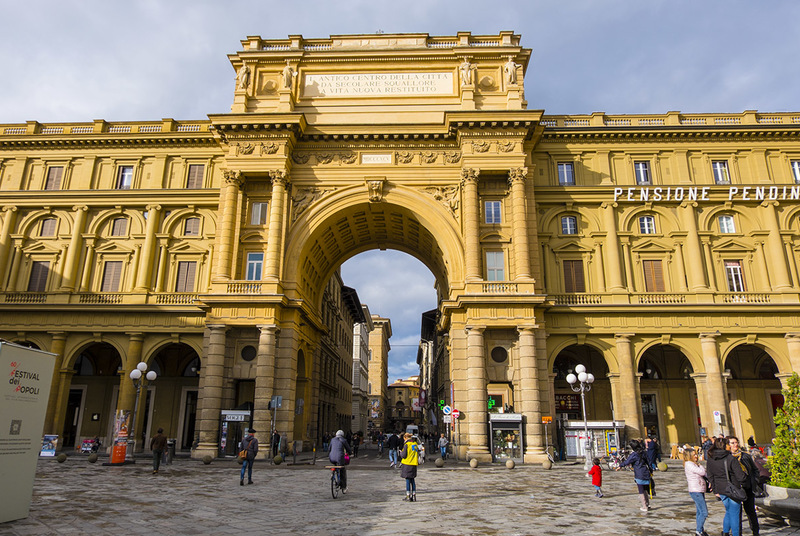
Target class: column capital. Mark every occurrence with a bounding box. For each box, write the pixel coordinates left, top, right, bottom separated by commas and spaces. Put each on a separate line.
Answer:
48, 331, 68, 341
257, 324, 280, 334
507, 167, 528, 184
517, 325, 540, 334
785, 333, 800, 341
269, 169, 289, 185
699, 332, 721, 341
126, 332, 145, 342
222, 169, 243, 187
465, 325, 486, 334
71, 205, 89, 213
145, 204, 162, 212
614, 333, 635, 342
601, 201, 618, 210
206, 324, 228, 332
460, 167, 480, 183
2, 205, 18, 213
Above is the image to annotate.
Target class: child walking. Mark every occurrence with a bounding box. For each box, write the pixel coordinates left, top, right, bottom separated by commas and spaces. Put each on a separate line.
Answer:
588, 457, 603, 497
400, 433, 420, 501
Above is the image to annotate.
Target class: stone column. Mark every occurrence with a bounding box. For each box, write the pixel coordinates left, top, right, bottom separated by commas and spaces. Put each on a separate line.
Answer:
0, 206, 18, 286
673, 242, 688, 292
465, 326, 490, 460
691, 372, 712, 437
518, 326, 543, 462
117, 334, 144, 419
43, 332, 67, 435
601, 203, 625, 292
679, 202, 708, 291
593, 241, 606, 292
272, 328, 300, 445
265, 171, 288, 280
755, 241, 772, 289
51, 369, 75, 448
613, 334, 642, 437
79, 239, 96, 292
154, 243, 167, 293
135, 204, 162, 291
702, 240, 717, 292
784, 334, 800, 373
763, 201, 793, 291
253, 324, 278, 456
621, 241, 634, 289
461, 168, 481, 281
59, 206, 88, 291
5, 243, 22, 291
214, 170, 242, 280
194, 325, 227, 458
699, 333, 729, 436
508, 168, 531, 280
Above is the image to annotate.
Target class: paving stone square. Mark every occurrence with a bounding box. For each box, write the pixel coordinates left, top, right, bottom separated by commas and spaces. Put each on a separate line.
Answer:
2, 453, 799, 536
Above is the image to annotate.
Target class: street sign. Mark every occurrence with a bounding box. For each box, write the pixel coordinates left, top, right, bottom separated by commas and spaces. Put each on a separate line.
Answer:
542, 416, 552, 424
443, 415, 452, 423
713, 410, 721, 423
442, 405, 452, 415
451, 409, 460, 419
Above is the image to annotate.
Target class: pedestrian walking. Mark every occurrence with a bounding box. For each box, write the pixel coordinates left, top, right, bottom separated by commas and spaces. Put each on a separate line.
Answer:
618, 439, 654, 512
329, 430, 352, 493
400, 433, 420, 501
387, 431, 401, 468
353, 433, 360, 457
150, 428, 167, 474
239, 428, 258, 486
271, 429, 280, 458
706, 436, 746, 536
438, 433, 448, 460
728, 436, 761, 536
322, 432, 330, 453
587, 457, 603, 497
682, 447, 710, 536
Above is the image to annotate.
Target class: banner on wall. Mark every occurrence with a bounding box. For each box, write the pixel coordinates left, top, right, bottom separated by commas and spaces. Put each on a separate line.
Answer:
0, 342, 56, 523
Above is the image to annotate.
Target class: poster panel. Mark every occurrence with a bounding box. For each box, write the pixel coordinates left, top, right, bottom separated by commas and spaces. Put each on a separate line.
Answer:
0, 342, 55, 523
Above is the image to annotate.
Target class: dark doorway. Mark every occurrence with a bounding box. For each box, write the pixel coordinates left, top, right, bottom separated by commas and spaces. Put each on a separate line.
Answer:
62, 389, 84, 448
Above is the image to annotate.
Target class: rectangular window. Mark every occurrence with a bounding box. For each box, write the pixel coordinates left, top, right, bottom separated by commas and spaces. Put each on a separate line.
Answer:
561, 216, 578, 235
642, 259, 665, 292
100, 261, 123, 292
634, 161, 651, 185
251, 202, 268, 225
485, 251, 505, 281
40, 218, 57, 237
712, 160, 730, 184
639, 215, 656, 234
27, 261, 49, 292
725, 260, 746, 292
719, 215, 736, 234
792, 160, 800, 184
184, 217, 200, 236
557, 162, 575, 186
562, 259, 586, 293
485, 201, 501, 224
186, 164, 204, 189
110, 218, 127, 236
116, 166, 133, 189
246, 252, 263, 281
175, 261, 197, 292
44, 166, 63, 190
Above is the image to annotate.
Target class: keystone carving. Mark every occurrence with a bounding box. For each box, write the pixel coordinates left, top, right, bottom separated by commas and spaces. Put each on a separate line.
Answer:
420, 151, 438, 164
472, 140, 491, 153
396, 151, 414, 164
367, 179, 385, 202
292, 187, 334, 222
423, 186, 460, 215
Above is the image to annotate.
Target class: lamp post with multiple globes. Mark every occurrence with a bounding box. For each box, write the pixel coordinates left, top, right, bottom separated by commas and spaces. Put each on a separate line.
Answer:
566, 363, 595, 470
126, 361, 157, 461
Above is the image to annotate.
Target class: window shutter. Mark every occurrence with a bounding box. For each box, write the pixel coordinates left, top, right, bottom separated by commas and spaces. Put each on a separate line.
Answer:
563, 260, 585, 293
45, 167, 63, 190
111, 218, 128, 236
101, 261, 123, 292
184, 218, 200, 236
27, 261, 50, 292
40, 218, 57, 237
175, 261, 197, 292
187, 165, 204, 189
643, 260, 665, 292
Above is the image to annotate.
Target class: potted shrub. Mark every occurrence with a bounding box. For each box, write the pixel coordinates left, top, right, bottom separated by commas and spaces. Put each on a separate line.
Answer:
759, 372, 800, 526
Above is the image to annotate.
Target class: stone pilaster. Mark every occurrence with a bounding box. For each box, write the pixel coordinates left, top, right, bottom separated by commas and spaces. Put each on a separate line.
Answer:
508, 167, 531, 280
253, 324, 278, 456
214, 171, 242, 280
465, 326, 490, 460
613, 334, 642, 437
461, 168, 481, 280
602, 203, 625, 292
763, 201, 792, 290
679, 202, 708, 291
43, 332, 67, 435
265, 171, 288, 280
0, 207, 18, 286
193, 325, 227, 458
518, 326, 544, 462
699, 332, 729, 436
135, 204, 162, 291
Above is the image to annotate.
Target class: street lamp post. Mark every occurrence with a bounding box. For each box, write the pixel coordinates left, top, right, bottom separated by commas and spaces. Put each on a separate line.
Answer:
566, 364, 595, 471
126, 361, 157, 461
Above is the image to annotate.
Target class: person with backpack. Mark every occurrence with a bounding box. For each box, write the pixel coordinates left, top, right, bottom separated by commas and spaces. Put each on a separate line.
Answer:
387, 432, 401, 468
707, 437, 747, 536
239, 428, 258, 486
618, 439, 654, 512
400, 433, 420, 501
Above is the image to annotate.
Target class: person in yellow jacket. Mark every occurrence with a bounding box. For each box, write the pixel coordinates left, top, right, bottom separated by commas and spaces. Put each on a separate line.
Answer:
400, 433, 420, 501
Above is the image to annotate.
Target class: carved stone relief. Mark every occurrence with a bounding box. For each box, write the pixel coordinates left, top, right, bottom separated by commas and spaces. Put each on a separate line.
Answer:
396, 151, 414, 164
423, 186, 460, 216
443, 151, 461, 164
339, 152, 357, 164
497, 141, 516, 153
420, 151, 438, 164
472, 140, 491, 153
237, 143, 256, 155
292, 154, 311, 165
367, 179, 385, 202
291, 187, 334, 222
261, 142, 280, 155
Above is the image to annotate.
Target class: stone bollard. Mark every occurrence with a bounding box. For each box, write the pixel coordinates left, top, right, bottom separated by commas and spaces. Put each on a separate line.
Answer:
435, 457, 444, 468
657, 462, 668, 472
469, 458, 478, 468
506, 459, 515, 469
56, 453, 67, 463
273, 455, 283, 465
202, 455, 213, 465
88, 453, 99, 464
542, 459, 553, 470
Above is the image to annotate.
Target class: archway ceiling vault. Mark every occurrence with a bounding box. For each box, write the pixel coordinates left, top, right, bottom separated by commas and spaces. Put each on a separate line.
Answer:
297, 202, 447, 309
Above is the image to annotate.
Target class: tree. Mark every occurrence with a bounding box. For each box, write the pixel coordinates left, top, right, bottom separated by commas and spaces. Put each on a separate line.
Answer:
770, 372, 800, 488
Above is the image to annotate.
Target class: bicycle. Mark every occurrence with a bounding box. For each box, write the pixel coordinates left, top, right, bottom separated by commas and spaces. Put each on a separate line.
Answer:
328, 465, 343, 499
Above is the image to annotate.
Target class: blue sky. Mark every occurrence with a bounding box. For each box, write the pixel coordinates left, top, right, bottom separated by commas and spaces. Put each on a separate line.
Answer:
2, 1, 799, 380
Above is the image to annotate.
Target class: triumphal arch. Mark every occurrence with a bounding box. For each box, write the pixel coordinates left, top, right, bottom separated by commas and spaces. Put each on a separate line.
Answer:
3, 32, 800, 462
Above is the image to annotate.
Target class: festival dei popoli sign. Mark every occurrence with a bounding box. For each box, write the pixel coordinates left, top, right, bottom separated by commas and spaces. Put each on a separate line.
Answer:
0, 342, 54, 523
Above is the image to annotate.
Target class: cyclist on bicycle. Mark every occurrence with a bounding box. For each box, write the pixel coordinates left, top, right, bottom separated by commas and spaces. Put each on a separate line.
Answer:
329, 430, 352, 493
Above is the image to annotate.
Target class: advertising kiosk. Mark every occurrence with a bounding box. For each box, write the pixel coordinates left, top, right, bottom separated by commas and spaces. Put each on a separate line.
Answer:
218, 409, 252, 457
488, 413, 524, 464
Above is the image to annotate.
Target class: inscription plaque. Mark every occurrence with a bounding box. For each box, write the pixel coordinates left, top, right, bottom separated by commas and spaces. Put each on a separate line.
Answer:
304, 72, 453, 97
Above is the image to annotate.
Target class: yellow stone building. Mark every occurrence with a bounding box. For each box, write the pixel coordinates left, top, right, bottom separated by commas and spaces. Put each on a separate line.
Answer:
1, 32, 798, 462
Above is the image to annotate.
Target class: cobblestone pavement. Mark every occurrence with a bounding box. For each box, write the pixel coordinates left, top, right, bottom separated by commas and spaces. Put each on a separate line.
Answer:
2, 451, 799, 536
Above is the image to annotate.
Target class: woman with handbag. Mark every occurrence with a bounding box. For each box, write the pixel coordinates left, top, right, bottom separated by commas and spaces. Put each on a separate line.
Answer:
329, 430, 352, 493
706, 437, 747, 536
728, 436, 761, 536
683, 447, 710, 536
